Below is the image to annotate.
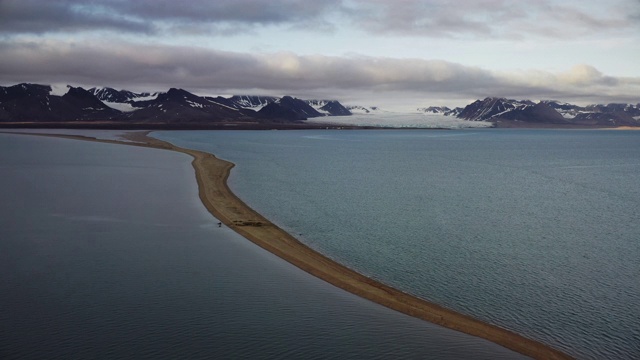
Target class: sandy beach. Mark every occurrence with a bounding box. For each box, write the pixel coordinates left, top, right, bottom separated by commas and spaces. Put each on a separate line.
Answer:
8, 130, 573, 360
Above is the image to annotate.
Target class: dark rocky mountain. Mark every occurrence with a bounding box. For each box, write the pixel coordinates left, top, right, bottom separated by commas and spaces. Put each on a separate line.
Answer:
0, 83, 119, 122
202, 95, 276, 112
577, 103, 640, 126
571, 111, 637, 127
419, 106, 450, 114
306, 100, 352, 116
226, 95, 278, 110
123, 88, 252, 123
61, 86, 122, 119
586, 103, 640, 115
457, 98, 536, 121
540, 100, 582, 112
448, 107, 464, 117
346, 105, 381, 114
453, 97, 640, 127
257, 96, 323, 121
492, 102, 568, 125
209, 96, 352, 117
0, 83, 58, 121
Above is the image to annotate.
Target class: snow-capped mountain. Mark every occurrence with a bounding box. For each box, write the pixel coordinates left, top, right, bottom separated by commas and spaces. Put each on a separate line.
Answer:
227, 95, 278, 111
453, 97, 640, 126
457, 98, 537, 122
570, 106, 640, 126
346, 105, 382, 114
1, 83, 638, 127
415, 97, 640, 127
256, 96, 323, 121
418, 106, 463, 117
539, 100, 585, 119
0, 83, 358, 123
88, 87, 159, 112
208, 96, 352, 117
203, 95, 278, 112
122, 88, 251, 122
306, 100, 352, 116
584, 103, 640, 120
89, 87, 157, 104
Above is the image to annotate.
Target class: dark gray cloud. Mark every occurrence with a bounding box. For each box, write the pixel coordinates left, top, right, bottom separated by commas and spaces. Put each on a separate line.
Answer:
0, 0, 151, 34
124, 0, 339, 24
0, 0, 342, 35
1, 0, 636, 39
1, 39, 637, 106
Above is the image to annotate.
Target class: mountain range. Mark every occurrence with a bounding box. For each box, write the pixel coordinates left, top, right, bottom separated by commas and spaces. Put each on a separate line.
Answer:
0, 83, 352, 124
1, 83, 638, 128
420, 98, 640, 127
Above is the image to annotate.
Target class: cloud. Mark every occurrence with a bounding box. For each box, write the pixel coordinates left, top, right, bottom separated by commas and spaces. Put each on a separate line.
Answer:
0, 40, 494, 93
0, 0, 342, 35
0, 0, 151, 34
558, 64, 618, 86
348, 0, 638, 39
1, 39, 638, 106
1, 0, 636, 39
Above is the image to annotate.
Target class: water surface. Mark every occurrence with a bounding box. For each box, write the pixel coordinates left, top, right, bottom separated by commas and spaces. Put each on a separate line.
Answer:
155, 129, 640, 359
0, 132, 525, 359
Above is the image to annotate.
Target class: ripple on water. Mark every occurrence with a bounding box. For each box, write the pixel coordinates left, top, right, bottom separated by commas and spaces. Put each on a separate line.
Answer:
152, 129, 640, 359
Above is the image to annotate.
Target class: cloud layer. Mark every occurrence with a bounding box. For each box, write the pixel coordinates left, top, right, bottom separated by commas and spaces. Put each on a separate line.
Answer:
347, 0, 637, 38
2, 39, 638, 107
2, 0, 637, 39
0, 0, 342, 35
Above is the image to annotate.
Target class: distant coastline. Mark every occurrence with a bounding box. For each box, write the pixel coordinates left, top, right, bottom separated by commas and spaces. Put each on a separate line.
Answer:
2, 121, 639, 131
0, 121, 370, 130
4, 130, 573, 359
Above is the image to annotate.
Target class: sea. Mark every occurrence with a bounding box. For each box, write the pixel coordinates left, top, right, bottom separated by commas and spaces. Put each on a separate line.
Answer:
152, 129, 640, 360
0, 132, 526, 360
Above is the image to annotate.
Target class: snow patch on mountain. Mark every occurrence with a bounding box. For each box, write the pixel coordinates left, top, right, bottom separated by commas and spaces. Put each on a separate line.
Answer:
49, 84, 70, 96
186, 100, 204, 108
104, 101, 138, 112
90, 87, 159, 103
228, 95, 277, 111
346, 105, 384, 115
206, 99, 239, 111
305, 100, 352, 116
306, 100, 331, 115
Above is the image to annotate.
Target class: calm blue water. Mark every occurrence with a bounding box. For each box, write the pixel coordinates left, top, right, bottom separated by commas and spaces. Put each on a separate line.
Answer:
0, 133, 525, 359
155, 129, 640, 360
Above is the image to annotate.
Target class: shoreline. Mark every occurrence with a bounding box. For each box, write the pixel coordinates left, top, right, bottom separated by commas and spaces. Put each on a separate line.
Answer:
4, 130, 574, 359
1, 121, 638, 131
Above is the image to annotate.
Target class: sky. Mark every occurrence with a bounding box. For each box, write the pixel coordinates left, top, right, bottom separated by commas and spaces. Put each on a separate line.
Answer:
1, 0, 639, 110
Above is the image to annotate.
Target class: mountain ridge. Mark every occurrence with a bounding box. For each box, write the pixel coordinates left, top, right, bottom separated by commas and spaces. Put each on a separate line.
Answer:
1, 83, 638, 128
0, 83, 353, 123
425, 97, 640, 127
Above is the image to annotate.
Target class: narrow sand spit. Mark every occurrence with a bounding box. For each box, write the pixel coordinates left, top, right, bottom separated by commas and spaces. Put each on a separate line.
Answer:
7, 130, 573, 360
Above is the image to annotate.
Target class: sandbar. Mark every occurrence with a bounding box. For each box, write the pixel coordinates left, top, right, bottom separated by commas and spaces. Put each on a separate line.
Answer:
6, 130, 574, 359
